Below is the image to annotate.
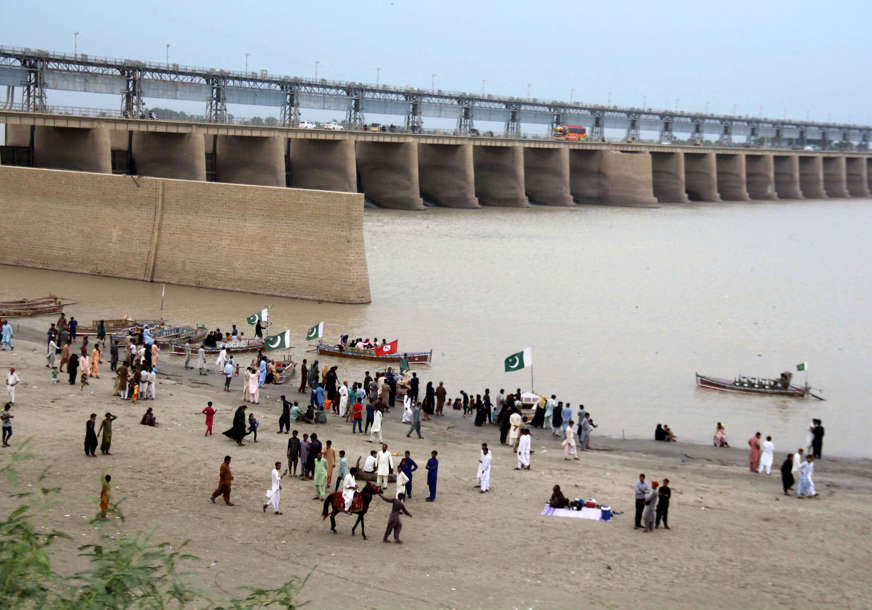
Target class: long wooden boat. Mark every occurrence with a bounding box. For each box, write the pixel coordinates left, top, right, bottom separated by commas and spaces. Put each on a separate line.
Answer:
168, 339, 264, 356
0, 296, 76, 317
152, 325, 208, 345
74, 319, 162, 337
695, 373, 810, 398
316, 342, 431, 364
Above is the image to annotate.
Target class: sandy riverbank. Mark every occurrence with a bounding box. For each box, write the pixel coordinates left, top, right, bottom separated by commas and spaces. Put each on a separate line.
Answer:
1, 324, 871, 609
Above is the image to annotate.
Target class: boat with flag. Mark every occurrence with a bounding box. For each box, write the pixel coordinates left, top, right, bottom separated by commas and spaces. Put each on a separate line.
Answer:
169, 338, 264, 356
695, 363, 823, 399
316, 341, 432, 364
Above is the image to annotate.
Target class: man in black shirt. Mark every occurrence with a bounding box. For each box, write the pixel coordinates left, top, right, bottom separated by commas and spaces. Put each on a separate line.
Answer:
656, 477, 671, 529
810, 420, 824, 459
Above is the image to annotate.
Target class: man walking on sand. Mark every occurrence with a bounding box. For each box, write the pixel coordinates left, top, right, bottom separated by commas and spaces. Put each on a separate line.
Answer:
380, 491, 412, 543
656, 478, 671, 529
210, 456, 234, 506
263, 461, 286, 514
748, 432, 762, 472
202, 401, 216, 436
634, 473, 650, 529
406, 401, 423, 439
6, 368, 21, 404
477, 443, 492, 493
298, 358, 308, 394
369, 406, 383, 443
758, 436, 775, 474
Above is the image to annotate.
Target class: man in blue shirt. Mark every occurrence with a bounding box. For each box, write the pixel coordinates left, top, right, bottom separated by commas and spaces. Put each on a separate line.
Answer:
561, 402, 573, 439
634, 473, 650, 529
401, 450, 418, 498
425, 450, 439, 502
365, 401, 375, 432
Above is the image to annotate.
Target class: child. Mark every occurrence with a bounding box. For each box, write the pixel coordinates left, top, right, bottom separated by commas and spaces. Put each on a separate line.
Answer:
248, 412, 259, 443
380, 491, 412, 544
99, 474, 111, 519
50, 367, 59, 383
202, 401, 216, 436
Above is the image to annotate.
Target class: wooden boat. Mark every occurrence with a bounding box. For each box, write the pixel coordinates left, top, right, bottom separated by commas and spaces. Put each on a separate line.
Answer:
168, 339, 264, 356
695, 373, 811, 398
316, 342, 432, 364
75, 319, 161, 337
0, 295, 76, 317
152, 325, 208, 345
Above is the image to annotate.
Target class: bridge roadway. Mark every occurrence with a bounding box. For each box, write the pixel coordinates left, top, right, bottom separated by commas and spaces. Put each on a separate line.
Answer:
2, 110, 871, 208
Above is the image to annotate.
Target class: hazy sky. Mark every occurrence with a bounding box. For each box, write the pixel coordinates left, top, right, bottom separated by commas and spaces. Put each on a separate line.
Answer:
2, 0, 870, 125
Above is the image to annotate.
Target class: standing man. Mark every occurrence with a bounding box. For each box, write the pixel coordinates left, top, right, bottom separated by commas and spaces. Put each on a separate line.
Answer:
562, 421, 579, 460
560, 402, 573, 439
196, 345, 208, 376
401, 450, 418, 499
335, 450, 349, 492
299, 433, 310, 480
313, 451, 328, 500
352, 398, 363, 433
47, 337, 59, 369
380, 491, 412, 543
369, 407, 383, 443
183, 340, 192, 369
406, 401, 423, 439
298, 359, 308, 394
84, 413, 98, 457
1, 403, 13, 447
655, 478, 671, 529
47, 322, 57, 349
810, 419, 824, 459
365, 400, 375, 433
278, 395, 291, 434
408, 372, 419, 403
202, 401, 216, 436
579, 414, 593, 451
634, 473, 650, 529
287, 430, 301, 477
98, 412, 117, 455
223, 360, 234, 392
758, 436, 775, 474
307, 433, 322, 479
323, 440, 337, 488
748, 432, 762, 473
477, 444, 492, 493
376, 443, 393, 490
516, 428, 531, 470
508, 410, 523, 450
797, 454, 816, 498
425, 450, 439, 501
6, 368, 21, 404
1, 320, 14, 351
210, 456, 234, 506
435, 382, 447, 416
263, 461, 286, 514
642, 481, 659, 533
110, 339, 119, 372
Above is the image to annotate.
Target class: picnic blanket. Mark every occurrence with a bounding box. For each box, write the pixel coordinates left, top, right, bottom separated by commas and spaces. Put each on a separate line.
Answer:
541, 505, 608, 521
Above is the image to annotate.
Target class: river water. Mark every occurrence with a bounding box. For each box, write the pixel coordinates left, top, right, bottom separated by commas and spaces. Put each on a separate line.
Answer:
2, 198, 869, 457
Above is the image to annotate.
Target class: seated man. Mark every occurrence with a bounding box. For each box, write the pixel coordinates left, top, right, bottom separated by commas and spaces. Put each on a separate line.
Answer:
302, 405, 315, 424
140, 407, 157, 426
290, 402, 302, 421
363, 450, 378, 473
654, 424, 666, 441
548, 484, 569, 509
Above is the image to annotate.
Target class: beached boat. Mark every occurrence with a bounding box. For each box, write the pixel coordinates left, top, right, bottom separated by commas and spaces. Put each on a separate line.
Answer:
695, 373, 813, 398
0, 296, 76, 317
168, 339, 264, 356
75, 319, 162, 337
316, 342, 432, 364
152, 325, 208, 345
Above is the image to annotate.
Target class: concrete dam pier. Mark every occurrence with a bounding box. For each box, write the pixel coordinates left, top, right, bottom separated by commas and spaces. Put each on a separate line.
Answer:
3, 115, 872, 209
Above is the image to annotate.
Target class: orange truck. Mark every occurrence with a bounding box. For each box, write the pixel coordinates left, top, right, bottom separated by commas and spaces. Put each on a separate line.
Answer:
552, 125, 587, 141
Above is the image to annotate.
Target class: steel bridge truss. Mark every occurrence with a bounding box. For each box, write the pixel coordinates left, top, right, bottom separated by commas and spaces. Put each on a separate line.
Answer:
1, 46, 870, 148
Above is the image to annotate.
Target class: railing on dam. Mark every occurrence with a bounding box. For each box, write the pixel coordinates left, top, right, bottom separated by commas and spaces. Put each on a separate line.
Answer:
1, 44, 870, 149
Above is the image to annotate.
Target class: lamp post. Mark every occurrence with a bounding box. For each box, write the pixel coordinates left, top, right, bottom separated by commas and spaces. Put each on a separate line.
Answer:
481, 80, 486, 96
376, 67, 381, 87
527, 83, 531, 98
74, 32, 79, 57
165, 43, 172, 67
570, 88, 574, 103
431, 73, 437, 93
244, 52, 250, 73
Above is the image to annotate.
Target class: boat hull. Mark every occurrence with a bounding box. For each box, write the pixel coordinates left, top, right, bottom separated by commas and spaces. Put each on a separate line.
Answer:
316, 343, 431, 364
695, 373, 808, 398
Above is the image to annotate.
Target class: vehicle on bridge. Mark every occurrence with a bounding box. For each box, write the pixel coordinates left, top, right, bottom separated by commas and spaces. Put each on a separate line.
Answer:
552, 125, 587, 141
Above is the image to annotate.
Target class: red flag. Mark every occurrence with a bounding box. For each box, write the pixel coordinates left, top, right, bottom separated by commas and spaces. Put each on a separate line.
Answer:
376, 340, 398, 356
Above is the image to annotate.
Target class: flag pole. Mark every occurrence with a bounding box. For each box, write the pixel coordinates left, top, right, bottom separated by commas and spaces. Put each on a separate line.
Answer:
530, 364, 534, 394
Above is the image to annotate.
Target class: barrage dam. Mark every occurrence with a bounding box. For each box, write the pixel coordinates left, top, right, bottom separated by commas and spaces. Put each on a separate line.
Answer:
1, 45, 870, 302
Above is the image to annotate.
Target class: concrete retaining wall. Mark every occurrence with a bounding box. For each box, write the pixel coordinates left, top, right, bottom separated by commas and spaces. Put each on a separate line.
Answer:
845, 157, 870, 197
0, 165, 370, 303
684, 153, 720, 201
745, 154, 777, 200
799, 156, 827, 199
356, 142, 424, 209
523, 148, 574, 206
418, 143, 479, 208
773, 155, 803, 199
473, 146, 529, 206
651, 152, 689, 203
215, 135, 286, 187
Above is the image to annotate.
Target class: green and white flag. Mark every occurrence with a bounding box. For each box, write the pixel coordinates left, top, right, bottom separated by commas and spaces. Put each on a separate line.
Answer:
796, 361, 808, 372
264, 329, 291, 351
246, 308, 269, 325
504, 347, 532, 372
305, 321, 325, 341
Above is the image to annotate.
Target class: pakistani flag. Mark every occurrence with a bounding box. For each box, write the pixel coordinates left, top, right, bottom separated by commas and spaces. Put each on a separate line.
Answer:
264, 329, 291, 351
246, 308, 268, 325
504, 347, 533, 372
305, 321, 325, 341
796, 361, 808, 372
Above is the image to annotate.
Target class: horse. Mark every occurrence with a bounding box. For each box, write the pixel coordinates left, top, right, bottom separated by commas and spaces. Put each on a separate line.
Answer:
321, 481, 381, 539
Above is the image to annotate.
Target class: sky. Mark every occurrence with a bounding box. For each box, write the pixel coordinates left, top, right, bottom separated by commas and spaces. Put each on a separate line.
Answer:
2, 0, 870, 128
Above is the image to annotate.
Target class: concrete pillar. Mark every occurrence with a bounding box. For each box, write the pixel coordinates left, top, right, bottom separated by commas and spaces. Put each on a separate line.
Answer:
651, 152, 689, 203
110, 130, 129, 151
570, 150, 657, 205
288, 139, 356, 192
32, 127, 112, 173
473, 145, 529, 207
845, 157, 871, 197
822, 156, 849, 197
5, 124, 31, 147
132, 132, 206, 180
418, 143, 479, 208
798, 157, 827, 199
523, 147, 574, 206
683, 152, 720, 201
716, 153, 750, 201
744, 154, 777, 200
772, 155, 803, 199
356, 141, 424, 210
868, 159, 872, 194
215, 135, 286, 187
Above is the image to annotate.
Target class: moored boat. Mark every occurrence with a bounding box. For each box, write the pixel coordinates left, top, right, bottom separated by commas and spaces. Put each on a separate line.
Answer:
695, 373, 811, 398
168, 339, 264, 356
0, 295, 76, 317
316, 342, 431, 364
152, 325, 208, 345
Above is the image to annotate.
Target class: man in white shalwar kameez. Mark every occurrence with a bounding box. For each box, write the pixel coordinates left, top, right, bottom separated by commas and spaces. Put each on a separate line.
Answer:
215, 348, 227, 371
477, 444, 492, 493
376, 443, 393, 490
342, 468, 358, 511
196, 346, 208, 375
402, 395, 412, 423
516, 429, 531, 470
369, 408, 383, 443
758, 436, 775, 474
508, 412, 523, 450
797, 455, 816, 498
338, 383, 349, 418
792, 448, 804, 480
263, 461, 286, 514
